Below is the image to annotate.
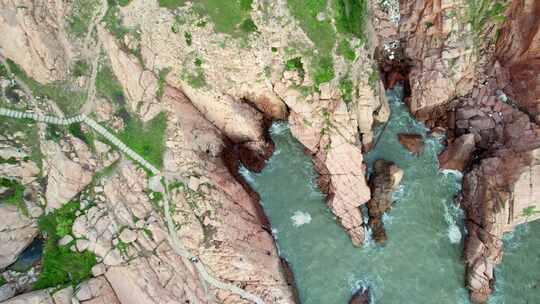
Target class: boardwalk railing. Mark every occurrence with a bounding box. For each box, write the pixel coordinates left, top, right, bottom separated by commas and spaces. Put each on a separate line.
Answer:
0, 107, 265, 304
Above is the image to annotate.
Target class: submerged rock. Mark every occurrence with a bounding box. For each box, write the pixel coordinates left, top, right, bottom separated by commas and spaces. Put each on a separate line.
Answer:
397, 133, 424, 156
349, 288, 370, 304
366, 160, 404, 244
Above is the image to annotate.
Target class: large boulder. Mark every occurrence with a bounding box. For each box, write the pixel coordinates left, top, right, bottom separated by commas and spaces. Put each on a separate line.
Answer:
438, 134, 476, 172
397, 133, 424, 156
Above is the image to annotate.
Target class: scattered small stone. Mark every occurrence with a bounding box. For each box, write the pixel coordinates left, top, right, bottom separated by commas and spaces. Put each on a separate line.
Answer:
103, 249, 123, 266
119, 228, 137, 243
91, 263, 106, 277
76, 239, 90, 252
58, 235, 74, 246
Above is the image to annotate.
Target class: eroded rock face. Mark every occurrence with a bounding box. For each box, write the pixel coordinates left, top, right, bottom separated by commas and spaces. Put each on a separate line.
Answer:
113, 0, 388, 247
438, 134, 475, 172
399, 0, 475, 121
43, 141, 93, 209
366, 160, 403, 243
494, 0, 540, 121
0, 205, 37, 269
399, 0, 540, 302
462, 152, 540, 303
0, 0, 71, 83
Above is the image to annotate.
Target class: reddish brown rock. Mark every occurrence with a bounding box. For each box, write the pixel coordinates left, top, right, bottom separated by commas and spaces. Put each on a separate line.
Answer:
397, 133, 424, 156
349, 288, 370, 304
367, 160, 403, 244
438, 134, 476, 172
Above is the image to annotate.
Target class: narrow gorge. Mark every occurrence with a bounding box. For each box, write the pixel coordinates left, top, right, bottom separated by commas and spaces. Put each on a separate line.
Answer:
0, 0, 538, 304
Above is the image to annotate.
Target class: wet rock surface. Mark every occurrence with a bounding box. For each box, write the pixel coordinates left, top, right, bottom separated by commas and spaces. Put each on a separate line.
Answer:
366, 160, 403, 243
349, 288, 370, 304
399, 0, 540, 302
397, 133, 424, 156
438, 134, 476, 172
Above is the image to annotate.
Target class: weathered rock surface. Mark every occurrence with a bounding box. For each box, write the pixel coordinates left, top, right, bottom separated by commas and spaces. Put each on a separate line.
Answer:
399, 0, 476, 120
438, 134, 476, 172
494, 0, 540, 121
43, 141, 93, 209
115, 0, 388, 247
399, 0, 540, 302
366, 160, 403, 243
75, 276, 120, 304
0, 0, 71, 83
0, 204, 37, 269
397, 133, 424, 156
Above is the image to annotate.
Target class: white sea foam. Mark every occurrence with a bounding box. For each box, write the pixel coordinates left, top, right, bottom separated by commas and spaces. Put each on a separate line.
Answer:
291, 211, 312, 227
447, 224, 462, 244
270, 121, 289, 135
271, 228, 279, 239
238, 165, 256, 185
442, 169, 464, 179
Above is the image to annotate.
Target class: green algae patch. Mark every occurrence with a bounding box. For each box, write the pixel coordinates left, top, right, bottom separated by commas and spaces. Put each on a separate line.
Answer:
34, 201, 97, 290
119, 112, 168, 169
6, 60, 86, 116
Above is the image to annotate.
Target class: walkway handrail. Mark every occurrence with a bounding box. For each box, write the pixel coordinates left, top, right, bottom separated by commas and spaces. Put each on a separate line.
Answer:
0, 107, 265, 304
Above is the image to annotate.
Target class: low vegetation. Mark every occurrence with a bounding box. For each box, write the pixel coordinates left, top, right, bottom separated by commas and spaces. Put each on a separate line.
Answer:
72, 60, 90, 78
6, 60, 86, 116
95, 63, 167, 169
0, 177, 26, 215
522, 206, 540, 221
333, 0, 368, 40
103, 0, 142, 62
119, 112, 168, 169
34, 201, 97, 290
157, 67, 172, 100
0, 116, 42, 169
337, 39, 356, 61
96, 64, 125, 106
191, 0, 255, 37
339, 76, 353, 103
285, 57, 305, 79
67, 0, 100, 38
158, 0, 186, 9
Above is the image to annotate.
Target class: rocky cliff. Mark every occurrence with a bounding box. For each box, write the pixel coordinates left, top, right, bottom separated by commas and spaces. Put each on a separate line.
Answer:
0, 0, 389, 302
397, 0, 540, 302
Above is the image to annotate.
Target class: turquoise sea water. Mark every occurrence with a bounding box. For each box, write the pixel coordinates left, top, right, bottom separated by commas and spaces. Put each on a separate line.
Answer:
241, 87, 470, 303
489, 220, 540, 304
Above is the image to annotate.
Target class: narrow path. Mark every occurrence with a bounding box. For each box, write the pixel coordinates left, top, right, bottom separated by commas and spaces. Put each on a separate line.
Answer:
0, 107, 265, 304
